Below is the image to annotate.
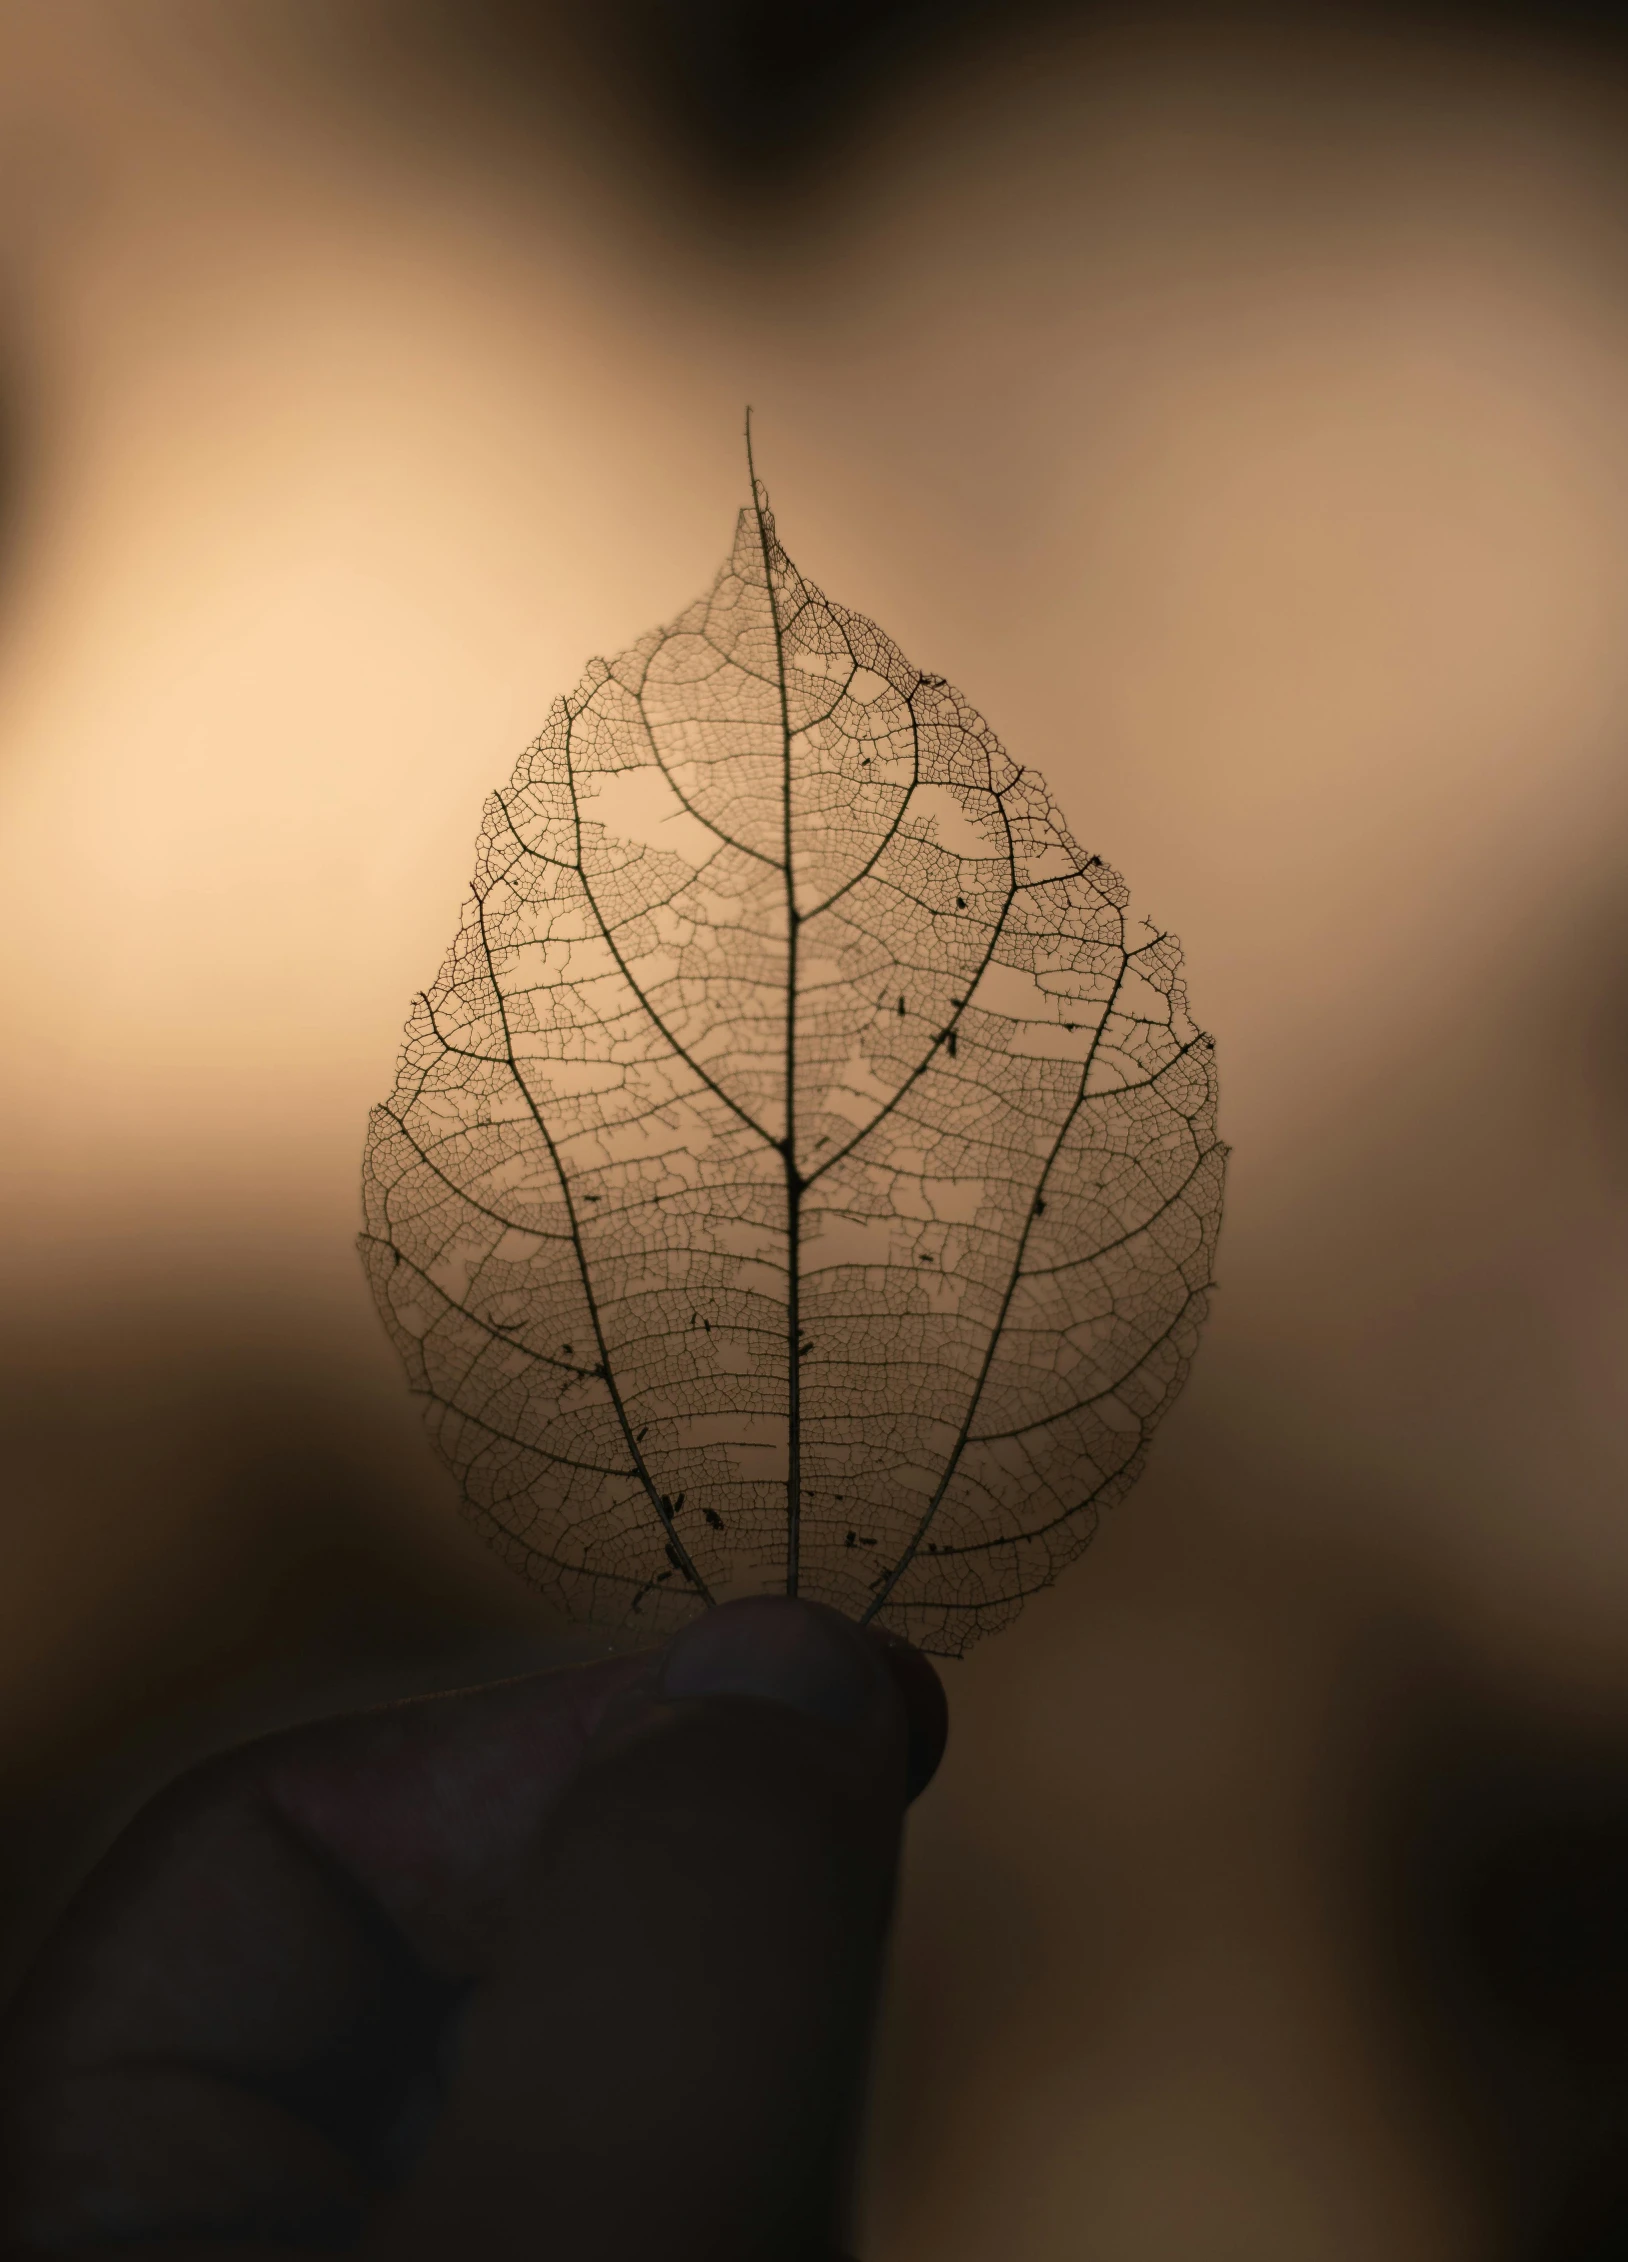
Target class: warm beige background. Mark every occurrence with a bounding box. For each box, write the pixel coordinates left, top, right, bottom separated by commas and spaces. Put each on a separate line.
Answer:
2, 6, 1627, 2255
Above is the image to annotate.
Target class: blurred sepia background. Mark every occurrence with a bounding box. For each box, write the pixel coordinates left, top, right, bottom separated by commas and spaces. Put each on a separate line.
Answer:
3, 2, 1628, 2254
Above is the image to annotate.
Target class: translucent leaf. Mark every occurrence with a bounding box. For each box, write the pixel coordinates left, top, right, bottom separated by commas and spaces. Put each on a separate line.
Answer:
360, 471, 1225, 1656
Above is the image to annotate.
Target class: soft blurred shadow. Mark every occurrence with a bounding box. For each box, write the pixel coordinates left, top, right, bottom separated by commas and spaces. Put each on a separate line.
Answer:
2, 5, 1628, 2257
229, 0, 1628, 207
1331, 1630, 1628, 2259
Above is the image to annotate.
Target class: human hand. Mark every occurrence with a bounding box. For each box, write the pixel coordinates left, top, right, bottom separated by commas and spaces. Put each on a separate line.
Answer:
0, 1597, 947, 2260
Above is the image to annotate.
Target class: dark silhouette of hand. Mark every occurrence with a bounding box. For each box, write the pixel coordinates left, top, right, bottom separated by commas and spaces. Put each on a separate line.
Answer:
0, 1597, 947, 2260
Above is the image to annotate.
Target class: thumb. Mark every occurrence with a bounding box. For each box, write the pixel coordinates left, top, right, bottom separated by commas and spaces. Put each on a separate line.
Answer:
363, 1599, 939, 2262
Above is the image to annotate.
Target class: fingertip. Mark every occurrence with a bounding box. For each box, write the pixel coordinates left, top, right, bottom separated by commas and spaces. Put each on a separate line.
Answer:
657, 1596, 890, 1725
646, 1596, 948, 1802
866, 1630, 950, 1802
